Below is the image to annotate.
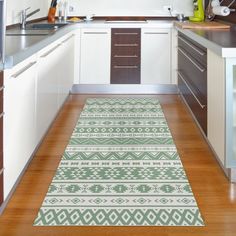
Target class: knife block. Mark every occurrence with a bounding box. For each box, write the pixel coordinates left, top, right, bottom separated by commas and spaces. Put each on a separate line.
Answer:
48, 7, 56, 22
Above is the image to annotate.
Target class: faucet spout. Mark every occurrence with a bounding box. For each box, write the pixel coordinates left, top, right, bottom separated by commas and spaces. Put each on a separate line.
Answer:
21, 8, 40, 29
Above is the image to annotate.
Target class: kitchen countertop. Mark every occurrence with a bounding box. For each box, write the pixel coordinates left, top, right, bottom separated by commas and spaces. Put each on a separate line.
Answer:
176, 24, 236, 57
2, 19, 236, 69
3, 20, 173, 68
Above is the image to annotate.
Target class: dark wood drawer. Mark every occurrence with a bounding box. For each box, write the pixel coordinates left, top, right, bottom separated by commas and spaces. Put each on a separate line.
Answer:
178, 72, 207, 134
112, 28, 140, 44
111, 67, 140, 84
111, 56, 140, 66
178, 32, 207, 66
112, 46, 140, 57
178, 47, 207, 105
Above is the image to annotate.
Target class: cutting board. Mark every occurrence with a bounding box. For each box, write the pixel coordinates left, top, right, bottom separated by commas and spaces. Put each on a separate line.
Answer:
174, 21, 230, 29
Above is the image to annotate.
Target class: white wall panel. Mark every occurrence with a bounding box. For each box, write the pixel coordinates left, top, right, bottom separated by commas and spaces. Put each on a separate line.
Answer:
67, 0, 193, 17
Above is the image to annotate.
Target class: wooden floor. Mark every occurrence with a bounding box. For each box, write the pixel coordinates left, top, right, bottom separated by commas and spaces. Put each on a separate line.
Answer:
0, 94, 236, 236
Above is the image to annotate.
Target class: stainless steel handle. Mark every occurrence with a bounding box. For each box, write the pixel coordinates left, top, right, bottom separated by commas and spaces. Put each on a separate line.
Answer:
178, 71, 206, 109
83, 32, 108, 34
62, 34, 75, 44
178, 36, 205, 56
114, 65, 138, 69
178, 47, 205, 73
11, 61, 37, 78
144, 32, 168, 34
114, 55, 138, 58
0, 86, 5, 92
40, 44, 61, 58
0, 112, 4, 119
114, 33, 138, 35
0, 168, 4, 176
115, 44, 138, 47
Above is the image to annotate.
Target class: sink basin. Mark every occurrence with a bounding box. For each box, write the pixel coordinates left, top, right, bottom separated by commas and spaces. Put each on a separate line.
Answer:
26, 23, 68, 30
6, 23, 68, 36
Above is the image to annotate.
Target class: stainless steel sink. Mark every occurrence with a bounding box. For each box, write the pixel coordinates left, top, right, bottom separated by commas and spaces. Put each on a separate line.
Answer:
105, 20, 147, 23
6, 23, 68, 36
26, 23, 68, 30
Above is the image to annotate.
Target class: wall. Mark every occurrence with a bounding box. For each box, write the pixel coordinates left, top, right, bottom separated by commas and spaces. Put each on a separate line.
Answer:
66, 0, 193, 17
6, 0, 49, 26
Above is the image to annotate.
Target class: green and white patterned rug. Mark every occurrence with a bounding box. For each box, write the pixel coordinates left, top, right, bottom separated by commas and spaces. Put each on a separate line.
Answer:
34, 98, 204, 226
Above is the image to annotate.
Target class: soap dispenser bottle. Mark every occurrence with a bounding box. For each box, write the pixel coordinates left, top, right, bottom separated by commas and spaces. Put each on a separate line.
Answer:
189, 0, 204, 22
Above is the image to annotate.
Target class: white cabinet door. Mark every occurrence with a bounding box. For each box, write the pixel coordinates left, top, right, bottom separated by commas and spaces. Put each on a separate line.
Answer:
4, 55, 37, 199
80, 28, 111, 84
141, 28, 171, 84
58, 33, 75, 108
207, 49, 226, 166
36, 41, 62, 142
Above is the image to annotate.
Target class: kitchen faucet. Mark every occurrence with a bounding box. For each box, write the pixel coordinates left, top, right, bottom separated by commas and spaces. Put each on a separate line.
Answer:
20, 7, 40, 29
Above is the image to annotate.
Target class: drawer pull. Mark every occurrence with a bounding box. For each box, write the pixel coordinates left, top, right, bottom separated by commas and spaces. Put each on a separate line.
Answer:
0, 112, 4, 119
144, 32, 168, 35
0, 168, 4, 175
114, 65, 138, 69
178, 71, 206, 109
115, 43, 138, 47
114, 32, 138, 35
11, 62, 37, 79
62, 34, 75, 43
178, 47, 205, 73
0, 86, 4, 92
114, 55, 138, 58
178, 36, 205, 56
40, 44, 61, 58
83, 32, 108, 34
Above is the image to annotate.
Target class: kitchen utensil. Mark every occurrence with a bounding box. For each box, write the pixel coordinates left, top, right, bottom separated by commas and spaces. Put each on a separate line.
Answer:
174, 21, 230, 29
176, 14, 185, 22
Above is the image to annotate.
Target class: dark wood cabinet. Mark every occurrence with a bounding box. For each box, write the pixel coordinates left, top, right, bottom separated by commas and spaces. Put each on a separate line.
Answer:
178, 33, 207, 135
0, 71, 3, 206
111, 28, 141, 84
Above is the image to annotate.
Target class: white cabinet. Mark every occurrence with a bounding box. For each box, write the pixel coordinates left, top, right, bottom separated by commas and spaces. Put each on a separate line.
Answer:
207, 49, 225, 166
141, 28, 171, 84
80, 28, 111, 84
4, 54, 37, 199
58, 34, 75, 108
36, 40, 62, 142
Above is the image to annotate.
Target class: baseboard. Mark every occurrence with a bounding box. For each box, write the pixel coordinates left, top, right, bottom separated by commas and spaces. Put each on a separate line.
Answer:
71, 84, 178, 94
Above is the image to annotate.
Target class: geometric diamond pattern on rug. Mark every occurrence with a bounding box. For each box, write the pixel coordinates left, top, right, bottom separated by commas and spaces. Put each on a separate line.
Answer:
34, 97, 204, 226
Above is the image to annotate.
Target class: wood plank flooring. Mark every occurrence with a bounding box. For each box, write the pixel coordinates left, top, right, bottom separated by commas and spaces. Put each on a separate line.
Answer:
0, 94, 235, 236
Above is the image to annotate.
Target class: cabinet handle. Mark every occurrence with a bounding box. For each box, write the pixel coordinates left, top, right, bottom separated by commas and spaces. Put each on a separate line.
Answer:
178, 36, 205, 56
40, 44, 61, 58
0, 86, 4, 92
115, 43, 138, 47
0, 168, 4, 176
114, 55, 138, 58
178, 47, 205, 73
62, 34, 75, 44
83, 32, 108, 34
178, 71, 206, 109
0, 112, 4, 119
114, 32, 139, 35
144, 32, 168, 34
11, 61, 37, 79
114, 65, 138, 69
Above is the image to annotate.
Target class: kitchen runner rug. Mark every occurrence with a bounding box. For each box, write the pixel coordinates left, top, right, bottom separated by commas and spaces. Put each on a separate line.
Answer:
34, 97, 204, 226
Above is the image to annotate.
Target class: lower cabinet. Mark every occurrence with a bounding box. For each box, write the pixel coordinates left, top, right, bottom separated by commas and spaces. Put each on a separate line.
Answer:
36, 33, 75, 143
0, 71, 3, 207
141, 28, 171, 84
3, 55, 37, 199
80, 28, 111, 84
177, 32, 207, 134
2, 32, 75, 203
